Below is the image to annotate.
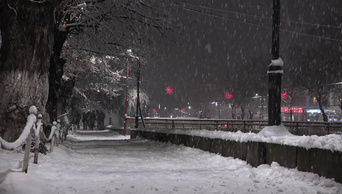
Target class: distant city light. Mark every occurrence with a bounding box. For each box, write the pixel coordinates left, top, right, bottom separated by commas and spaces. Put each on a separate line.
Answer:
225, 92, 233, 99
181, 108, 185, 112
306, 109, 321, 114
313, 97, 317, 103
281, 92, 288, 100
165, 86, 173, 95
281, 107, 303, 113
153, 109, 157, 113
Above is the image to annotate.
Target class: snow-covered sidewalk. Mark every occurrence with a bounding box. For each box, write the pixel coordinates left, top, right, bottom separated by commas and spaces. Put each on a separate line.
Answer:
0, 137, 341, 194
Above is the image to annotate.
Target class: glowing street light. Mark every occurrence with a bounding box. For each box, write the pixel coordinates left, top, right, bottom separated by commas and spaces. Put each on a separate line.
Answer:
225, 92, 233, 100
252, 93, 266, 120
123, 49, 144, 133
165, 86, 173, 95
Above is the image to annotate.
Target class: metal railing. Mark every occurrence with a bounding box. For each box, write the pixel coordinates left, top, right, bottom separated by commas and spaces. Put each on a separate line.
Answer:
126, 117, 342, 136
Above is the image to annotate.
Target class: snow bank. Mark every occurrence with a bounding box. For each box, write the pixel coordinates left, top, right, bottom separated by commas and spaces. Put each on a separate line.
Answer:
67, 134, 130, 141
146, 125, 342, 152
258, 124, 294, 137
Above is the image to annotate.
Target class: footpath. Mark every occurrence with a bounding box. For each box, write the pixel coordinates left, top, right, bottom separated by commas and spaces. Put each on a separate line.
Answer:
63, 129, 130, 149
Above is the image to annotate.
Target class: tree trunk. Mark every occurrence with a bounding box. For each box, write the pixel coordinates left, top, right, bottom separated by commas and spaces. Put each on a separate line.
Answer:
231, 105, 236, 119
317, 97, 328, 122
248, 109, 253, 120
240, 105, 245, 120
46, 30, 68, 123
0, 1, 56, 141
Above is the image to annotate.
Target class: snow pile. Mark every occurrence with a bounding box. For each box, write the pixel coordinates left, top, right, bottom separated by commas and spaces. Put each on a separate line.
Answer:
258, 124, 294, 137
67, 134, 130, 141
296, 134, 342, 151
147, 125, 342, 152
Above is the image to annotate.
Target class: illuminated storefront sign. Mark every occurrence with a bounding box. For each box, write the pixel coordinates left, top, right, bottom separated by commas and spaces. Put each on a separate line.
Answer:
306, 109, 336, 114
306, 109, 321, 114
281, 107, 303, 113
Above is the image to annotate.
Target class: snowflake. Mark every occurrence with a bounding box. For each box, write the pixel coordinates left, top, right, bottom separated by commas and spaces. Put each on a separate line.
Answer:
165, 86, 173, 95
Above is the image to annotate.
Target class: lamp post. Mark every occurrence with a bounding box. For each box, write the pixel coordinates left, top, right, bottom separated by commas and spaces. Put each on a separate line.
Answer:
267, 0, 282, 126
134, 59, 141, 128
260, 96, 265, 120
123, 58, 130, 135
252, 94, 264, 120
123, 49, 142, 133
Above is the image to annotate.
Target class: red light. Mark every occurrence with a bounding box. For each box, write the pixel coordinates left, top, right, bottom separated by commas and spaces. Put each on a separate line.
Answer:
153, 109, 157, 113
281, 107, 303, 113
165, 86, 173, 95
281, 92, 288, 100
181, 108, 185, 112
225, 92, 233, 99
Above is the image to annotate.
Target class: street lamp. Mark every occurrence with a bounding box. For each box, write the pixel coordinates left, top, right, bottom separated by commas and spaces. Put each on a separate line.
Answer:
123, 49, 143, 134
252, 94, 266, 120
188, 106, 191, 117
135, 58, 141, 128
267, 0, 282, 126
123, 58, 130, 135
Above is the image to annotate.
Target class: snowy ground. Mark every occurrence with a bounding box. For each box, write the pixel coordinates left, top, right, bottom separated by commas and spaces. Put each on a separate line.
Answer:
0, 133, 342, 194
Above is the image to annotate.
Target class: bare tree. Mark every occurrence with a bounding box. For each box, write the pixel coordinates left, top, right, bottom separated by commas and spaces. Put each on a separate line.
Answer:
226, 53, 268, 119
331, 85, 342, 113
289, 42, 342, 122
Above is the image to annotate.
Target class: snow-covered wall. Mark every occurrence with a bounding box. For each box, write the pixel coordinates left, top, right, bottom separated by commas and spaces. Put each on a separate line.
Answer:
131, 128, 342, 183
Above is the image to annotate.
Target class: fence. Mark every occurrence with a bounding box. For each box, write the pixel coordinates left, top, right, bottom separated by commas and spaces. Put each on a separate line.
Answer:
0, 106, 65, 173
126, 117, 342, 136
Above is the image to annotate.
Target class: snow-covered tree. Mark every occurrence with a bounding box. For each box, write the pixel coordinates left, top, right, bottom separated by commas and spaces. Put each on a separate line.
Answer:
0, 0, 173, 141
127, 88, 150, 116
47, 0, 173, 122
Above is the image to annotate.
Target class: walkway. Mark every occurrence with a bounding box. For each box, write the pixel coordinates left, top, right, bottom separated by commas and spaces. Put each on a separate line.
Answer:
0, 131, 341, 194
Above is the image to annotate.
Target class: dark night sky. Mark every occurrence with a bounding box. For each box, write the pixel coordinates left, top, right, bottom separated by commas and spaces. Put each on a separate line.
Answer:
140, 0, 342, 113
